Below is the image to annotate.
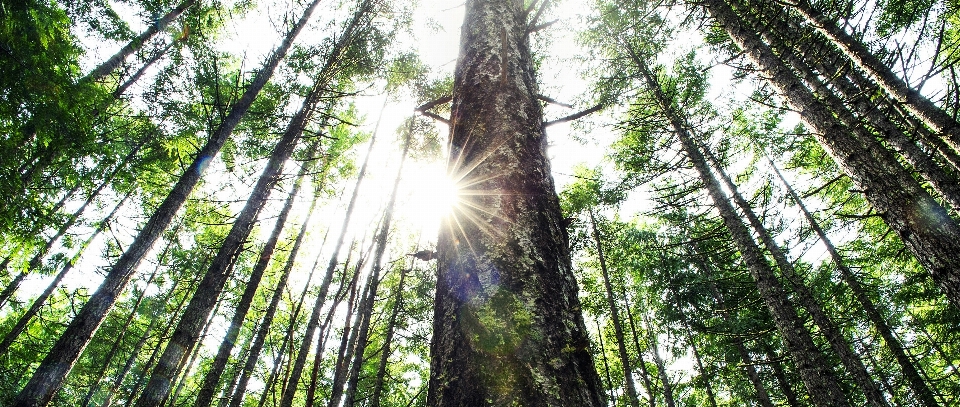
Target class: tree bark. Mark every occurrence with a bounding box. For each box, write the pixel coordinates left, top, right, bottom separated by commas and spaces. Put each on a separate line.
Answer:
767, 157, 940, 407
369, 264, 410, 407
192, 141, 321, 407
622, 289, 658, 407
704, 147, 889, 407
12, 0, 323, 402
588, 209, 640, 407
790, 0, 960, 154
133, 74, 324, 406
641, 312, 676, 407
83, 0, 195, 82
427, 1, 605, 405
629, 49, 850, 407
701, 0, 960, 311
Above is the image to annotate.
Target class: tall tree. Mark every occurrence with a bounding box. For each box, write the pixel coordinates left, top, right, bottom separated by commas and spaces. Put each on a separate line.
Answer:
11, 0, 326, 403
427, 1, 606, 405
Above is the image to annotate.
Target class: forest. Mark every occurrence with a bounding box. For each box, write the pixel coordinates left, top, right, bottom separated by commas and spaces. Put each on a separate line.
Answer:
1, 0, 959, 405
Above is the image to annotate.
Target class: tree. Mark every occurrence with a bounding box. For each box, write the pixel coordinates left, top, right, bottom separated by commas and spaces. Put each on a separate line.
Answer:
427, 1, 606, 405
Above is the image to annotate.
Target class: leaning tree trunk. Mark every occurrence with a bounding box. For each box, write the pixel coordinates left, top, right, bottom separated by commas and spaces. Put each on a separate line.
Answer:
698, 265, 777, 407
192, 141, 321, 407
629, 50, 850, 407
621, 289, 659, 407
12, 0, 324, 402
83, 0, 195, 82
641, 312, 676, 407
701, 0, 960, 311
227, 185, 326, 407
703, 147, 889, 407
767, 156, 941, 407
789, 0, 960, 154
369, 263, 410, 407
588, 209, 641, 407
595, 319, 617, 406
427, 1, 605, 405
760, 342, 803, 407
133, 70, 328, 407
0, 190, 133, 355
341, 117, 415, 407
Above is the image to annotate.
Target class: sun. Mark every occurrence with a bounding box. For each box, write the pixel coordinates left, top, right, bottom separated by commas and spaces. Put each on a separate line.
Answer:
402, 162, 462, 235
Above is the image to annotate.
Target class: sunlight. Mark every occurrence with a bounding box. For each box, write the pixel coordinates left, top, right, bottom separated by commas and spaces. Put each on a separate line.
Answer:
402, 162, 462, 236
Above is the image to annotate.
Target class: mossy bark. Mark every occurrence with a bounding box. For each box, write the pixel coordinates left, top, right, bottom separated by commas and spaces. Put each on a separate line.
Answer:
427, 1, 605, 406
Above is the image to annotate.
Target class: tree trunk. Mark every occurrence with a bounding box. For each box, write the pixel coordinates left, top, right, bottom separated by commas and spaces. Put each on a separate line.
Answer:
641, 312, 676, 407
369, 264, 410, 407
622, 289, 658, 407
629, 49, 850, 407
341, 117, 415, 407
701, 0, 960, 311
192, 141, 321, 407
673, 297, 718, 407
704, 147, 889, 407
427, 1, 605, 405
588, 209, 641, 407
83, 0, 195, 82
0, 141, 143, 310
767, 157, 940, 407
163, 298, 228, 407
134, 76, 324, 406
595, 319, 617, 407
760, 343, 803, 407
0, 190, 133, 355
790, 0, 960, 154
227, 185, 325, 407
323, 264, 364, 407
12, 0, 323, 401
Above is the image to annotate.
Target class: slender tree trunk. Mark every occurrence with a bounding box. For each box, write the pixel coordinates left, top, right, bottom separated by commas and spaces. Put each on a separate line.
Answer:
697, 264, 778, 407
113, 37, 181, 99
701, 0, 960, 311
760, 342, 803, 407
227, 188, 325, 407
193, 141, 321, 407
0, 190, 133, 354
767, 157, 940, 407
588, 209, 640, 407
595, 319, 616, 407
83, 0, 195, 82
341, 118, 416, 407
622, 290, 658, 407
369, 264, 410, 407
674, 299, 717, 407
790, 0, 960, 153
0, 141, 143, 310
12, 0, 323, 402
641, 312, 676, 407
428, 1, 605, 405
629, 49, 850, 407
162, 298, 227, 407
323, 266, 363, 407
704, 147, 889, 407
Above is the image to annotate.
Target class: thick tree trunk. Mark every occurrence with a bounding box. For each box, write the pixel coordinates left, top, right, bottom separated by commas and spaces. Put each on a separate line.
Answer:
629, 50, 850, 407
83, 0, 195, 82
427, 1, 605, 405
163, 298, 228, 407
767, 157, 941, 407
99, 270, 196, 407
790, 0, 960, 154
704, 148, 889, 407
588, 209, 640, 407
739, 2, 960, 214
193, 141, 321, 407
701, 0, 960, 311
12, 0, 323, 402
